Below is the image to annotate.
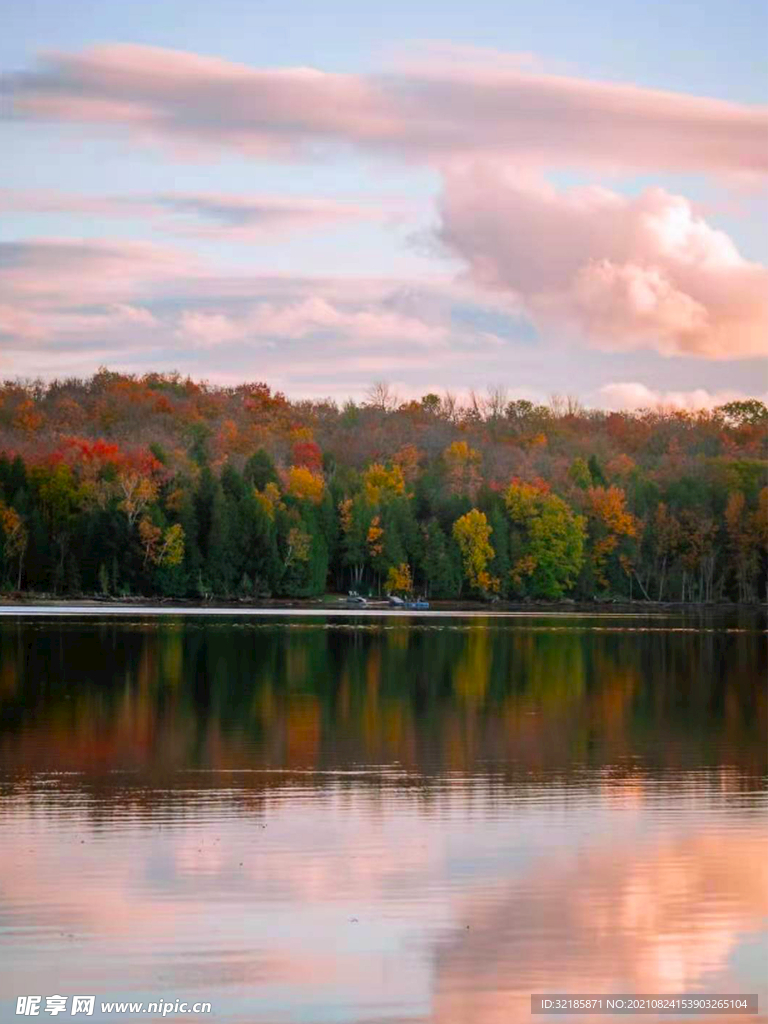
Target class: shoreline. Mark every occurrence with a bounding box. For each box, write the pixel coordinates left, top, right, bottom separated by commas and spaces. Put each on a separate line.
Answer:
0, 595, 763, 617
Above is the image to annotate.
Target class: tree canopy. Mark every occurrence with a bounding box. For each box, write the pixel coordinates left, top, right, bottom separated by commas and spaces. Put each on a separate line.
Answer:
0, 373, 765, 603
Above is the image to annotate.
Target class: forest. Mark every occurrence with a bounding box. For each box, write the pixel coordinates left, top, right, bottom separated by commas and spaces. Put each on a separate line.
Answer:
0, 371, 765, 604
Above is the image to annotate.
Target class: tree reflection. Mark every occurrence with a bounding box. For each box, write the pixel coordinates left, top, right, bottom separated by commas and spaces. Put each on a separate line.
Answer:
0, 616, 765, 792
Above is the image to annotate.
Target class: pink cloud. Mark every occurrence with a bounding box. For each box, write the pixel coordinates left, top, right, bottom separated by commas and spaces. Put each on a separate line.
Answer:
0, 302, 157, 342
153, 193, 388, 239
0, 239, 200, 310
599, 382, 768, 412
4, 44, 766, 175
177, 295, 449, 347
175, 310, 244, 347
3, 43, 766, 379
0, 188, 391, 239
437, 167, 768, 358
0, 240, 191, 367
0, 189, 137, 217
0, 240, 502, 391
1, 237, 760, 402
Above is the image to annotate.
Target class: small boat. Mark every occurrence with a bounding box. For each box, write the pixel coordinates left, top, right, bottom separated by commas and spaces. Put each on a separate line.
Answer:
345, 591, 367, 606
390, 596, 429, 610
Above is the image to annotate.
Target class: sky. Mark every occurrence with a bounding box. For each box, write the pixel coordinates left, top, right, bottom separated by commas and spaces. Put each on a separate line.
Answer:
1, 0, 767, 408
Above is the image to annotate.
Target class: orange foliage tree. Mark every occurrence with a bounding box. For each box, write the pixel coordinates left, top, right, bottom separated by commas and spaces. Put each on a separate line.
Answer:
0, 501, 28, 589
586, 486, 642, 594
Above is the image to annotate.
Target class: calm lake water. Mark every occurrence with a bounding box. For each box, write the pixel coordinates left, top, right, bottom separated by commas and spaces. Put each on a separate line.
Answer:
0, 610, 766, 1023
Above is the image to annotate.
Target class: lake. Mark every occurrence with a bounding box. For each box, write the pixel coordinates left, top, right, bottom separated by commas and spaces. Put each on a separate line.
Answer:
0, 610, 766, 1023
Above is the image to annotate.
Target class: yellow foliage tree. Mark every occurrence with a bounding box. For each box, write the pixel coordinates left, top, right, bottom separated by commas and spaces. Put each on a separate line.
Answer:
338, 497, 353, 534
504, 481, 586, 598
161, 524, 185, 567
504, 480, 543, 521
139, 519, 185, 568
286, 466, 324, 504
362, 463, 405, 505
452, 508, 498, 595
386, 562, 413, 596
254, 481, 285, 519
286, 525, 311, 566
289, 425, 314, 442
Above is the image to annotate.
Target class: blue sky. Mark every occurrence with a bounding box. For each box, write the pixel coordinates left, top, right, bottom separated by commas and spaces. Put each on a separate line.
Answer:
1, 0, 766, 405
4, 0, 766, 99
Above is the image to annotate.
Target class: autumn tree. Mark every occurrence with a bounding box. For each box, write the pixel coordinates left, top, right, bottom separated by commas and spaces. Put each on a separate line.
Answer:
362, 463, 406, 505
651, 502, 680, 601
453, 509, 498, 597
119, 472, 158, 527
0, 501, 28, 589
504, 481, 585, 599
444, 441, 482, 499
678, 509, 717, 603
286, 466, 325, 504
585, 486, 641, 595
291, 438, 323, 473
386, 562, 413, 596
139, 519, 185, 569
335, 461, 414, 593
568, 457, 592, 490
392, 445, 421, 484
725, 491, 758, 603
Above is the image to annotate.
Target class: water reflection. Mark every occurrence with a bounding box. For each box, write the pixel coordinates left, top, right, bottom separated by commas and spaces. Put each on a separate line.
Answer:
1, 615, 765, 779
0, 614, 766, 1023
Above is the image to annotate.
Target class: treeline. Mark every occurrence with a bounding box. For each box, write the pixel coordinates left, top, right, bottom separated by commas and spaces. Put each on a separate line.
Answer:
0, 372, 766, 603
